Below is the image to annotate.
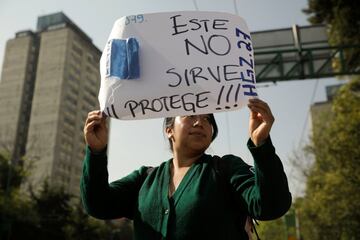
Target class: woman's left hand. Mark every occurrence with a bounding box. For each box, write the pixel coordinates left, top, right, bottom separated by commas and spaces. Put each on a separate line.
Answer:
247, 98, 275, 146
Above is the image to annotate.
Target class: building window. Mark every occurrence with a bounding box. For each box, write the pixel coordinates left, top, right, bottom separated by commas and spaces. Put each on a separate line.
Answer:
72, 43, 83, 56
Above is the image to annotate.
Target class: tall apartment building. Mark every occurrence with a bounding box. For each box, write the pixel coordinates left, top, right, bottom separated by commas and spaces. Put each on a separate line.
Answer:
0, 31, 38, 163
0, 12, 101, 197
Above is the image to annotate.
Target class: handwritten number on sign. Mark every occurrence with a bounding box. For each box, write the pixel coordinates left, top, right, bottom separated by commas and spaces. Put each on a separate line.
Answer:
235, 27, 257, 97
235, 27, 252, 51
235, 27, 251, 40
237, 41, 252, 51
125, 15, 145, 25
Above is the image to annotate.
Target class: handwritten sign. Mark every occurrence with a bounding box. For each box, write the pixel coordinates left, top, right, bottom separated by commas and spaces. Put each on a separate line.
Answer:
99, 11, 258, 120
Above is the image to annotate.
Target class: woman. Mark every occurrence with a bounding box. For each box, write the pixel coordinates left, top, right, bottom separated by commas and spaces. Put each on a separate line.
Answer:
81, 98, 292, 239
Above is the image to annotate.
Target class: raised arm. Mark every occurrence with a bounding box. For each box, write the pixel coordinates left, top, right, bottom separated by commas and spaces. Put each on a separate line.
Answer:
248, 98, 274, 147
222, 137, 291, 220
81, 110, 147, 220
224, 100, 291, 220
83, 110, 108, 153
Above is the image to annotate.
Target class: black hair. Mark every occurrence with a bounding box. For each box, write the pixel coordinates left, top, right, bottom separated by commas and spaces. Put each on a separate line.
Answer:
163, 114, 218, 152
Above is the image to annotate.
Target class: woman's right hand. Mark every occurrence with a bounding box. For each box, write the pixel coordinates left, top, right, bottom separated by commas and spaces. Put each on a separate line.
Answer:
84, 110, 108, 152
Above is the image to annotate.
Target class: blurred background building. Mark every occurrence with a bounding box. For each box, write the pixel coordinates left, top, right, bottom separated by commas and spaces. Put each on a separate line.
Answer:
0, 12, 101, 197
310, 84, 343, 136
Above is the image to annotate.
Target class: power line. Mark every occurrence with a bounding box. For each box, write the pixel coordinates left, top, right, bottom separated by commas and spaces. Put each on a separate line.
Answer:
298, 78, 319, 147
192, 0, 199, 11
287, 79, 320, 197
233, 0, 239, 15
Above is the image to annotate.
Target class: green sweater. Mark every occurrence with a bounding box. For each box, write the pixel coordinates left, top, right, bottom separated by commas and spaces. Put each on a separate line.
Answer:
80, 137, 291, 240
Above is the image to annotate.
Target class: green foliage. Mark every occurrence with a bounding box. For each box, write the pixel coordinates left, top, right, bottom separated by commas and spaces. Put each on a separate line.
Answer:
256, 218, 287, 240
0, 151, 37, 239
299, 2, 360, 237
0, 152, 133, 239
0, 151, 27, 193
30, 182, 75, 239
304, 0, 360, 45
303, 0, 360, 70
296, 79, 360, 239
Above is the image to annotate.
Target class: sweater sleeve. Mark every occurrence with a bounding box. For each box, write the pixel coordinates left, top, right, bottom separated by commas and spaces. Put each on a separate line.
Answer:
223, 137, 292, 220
80, 146, 148, 220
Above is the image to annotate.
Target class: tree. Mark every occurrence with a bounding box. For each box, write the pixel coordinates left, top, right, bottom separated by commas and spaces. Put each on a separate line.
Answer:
297, 2, 360, 238
303, 0, 360, 71
256, 218, 287, 240
0, 151, 127, 239
109, 218, 134, 240
30, 182, 75, 239
30, 181, 126, 240
0, 151, 27, 193
295, 79, 360, 239
65, 202, 124, 240
0, 151, 38, 240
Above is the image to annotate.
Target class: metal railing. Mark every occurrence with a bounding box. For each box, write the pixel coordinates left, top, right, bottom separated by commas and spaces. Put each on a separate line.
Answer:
254, 45, 360, 83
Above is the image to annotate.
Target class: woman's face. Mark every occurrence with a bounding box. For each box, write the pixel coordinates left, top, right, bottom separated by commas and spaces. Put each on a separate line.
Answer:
166, 114, 213, 154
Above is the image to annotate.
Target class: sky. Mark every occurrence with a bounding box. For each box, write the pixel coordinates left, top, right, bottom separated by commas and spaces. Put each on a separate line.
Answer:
0, 0, 346, 197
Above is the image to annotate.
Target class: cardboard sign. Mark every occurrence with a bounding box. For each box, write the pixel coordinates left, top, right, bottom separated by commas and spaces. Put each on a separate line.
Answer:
99, 11, 257, 120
